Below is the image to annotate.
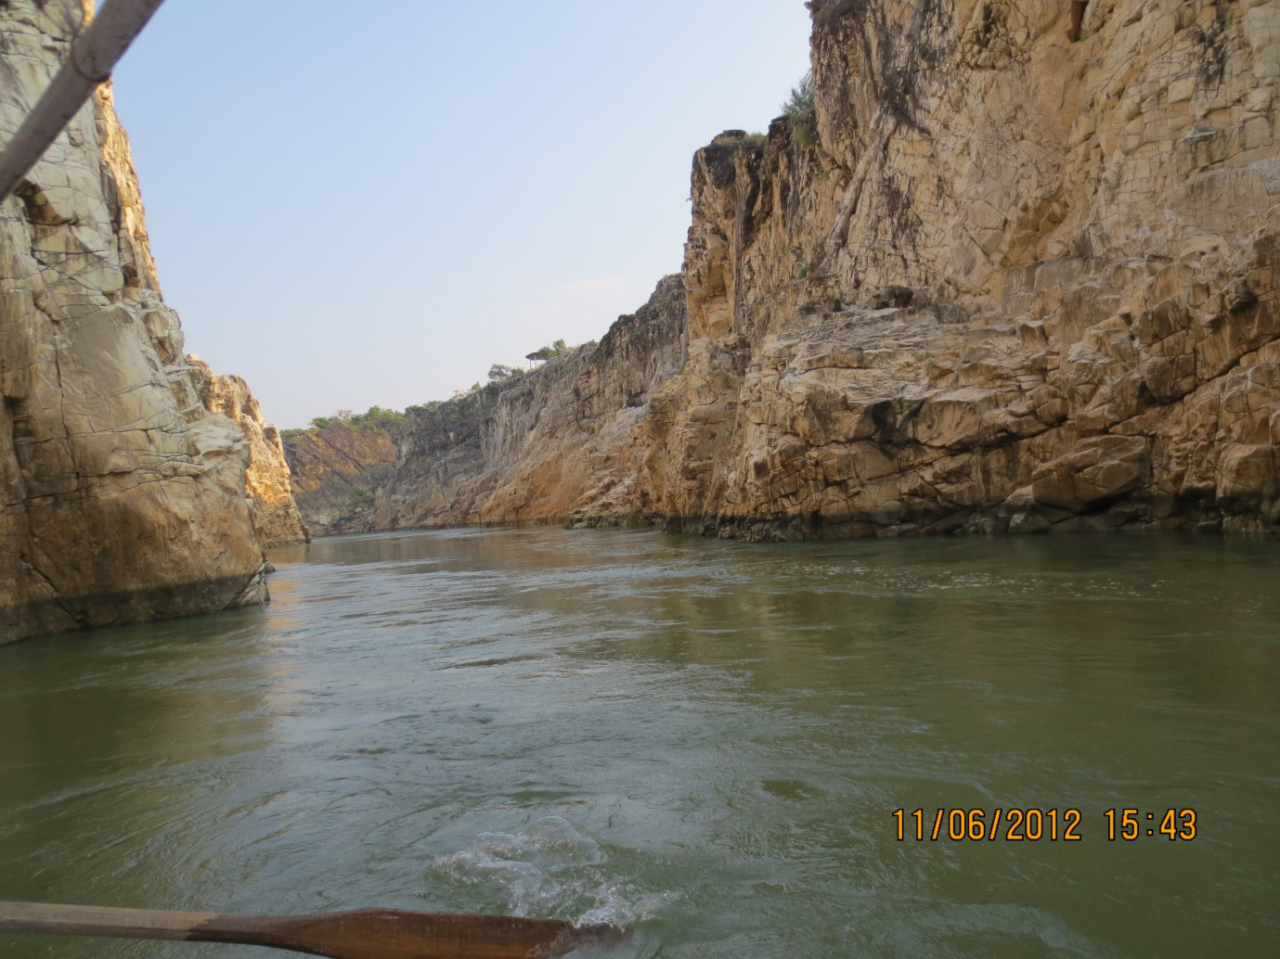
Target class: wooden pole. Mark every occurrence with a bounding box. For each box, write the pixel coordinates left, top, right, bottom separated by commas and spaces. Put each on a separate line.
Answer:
0, 900, 619, 959
0, 0, 169, 203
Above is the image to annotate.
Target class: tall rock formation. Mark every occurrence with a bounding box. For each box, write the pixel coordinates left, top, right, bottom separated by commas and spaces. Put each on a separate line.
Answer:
380, 0, 1280, 540
0, 1, 305, 643
649, 0, 1280, 539
189, 356, 310, 547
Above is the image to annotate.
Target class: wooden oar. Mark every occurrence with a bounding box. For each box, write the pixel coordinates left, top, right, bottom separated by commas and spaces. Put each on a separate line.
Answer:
0, 901, 620, 959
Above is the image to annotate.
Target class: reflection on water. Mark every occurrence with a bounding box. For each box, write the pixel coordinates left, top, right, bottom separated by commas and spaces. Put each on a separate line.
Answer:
1, 528, 1278, 958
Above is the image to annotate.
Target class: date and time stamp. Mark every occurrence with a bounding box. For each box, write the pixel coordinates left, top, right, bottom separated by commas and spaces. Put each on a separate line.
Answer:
892, 808, 1198, 842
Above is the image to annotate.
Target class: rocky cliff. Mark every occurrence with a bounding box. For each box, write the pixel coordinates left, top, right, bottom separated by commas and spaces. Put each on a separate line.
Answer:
380, 0, 1280, 540
378, 276, 686, 528
282, 421, 400, 536
649, 0, 1280, 539
0, 1, 304, 643
190, 356, 310, 547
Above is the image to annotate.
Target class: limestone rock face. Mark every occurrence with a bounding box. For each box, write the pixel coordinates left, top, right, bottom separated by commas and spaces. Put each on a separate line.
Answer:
378, 277, 686, 529
189, 356, 309, 547
647, 0, 1280, 538
0, 1, 299, 643
282, 422, 400, 536
384, 0, 1280, 539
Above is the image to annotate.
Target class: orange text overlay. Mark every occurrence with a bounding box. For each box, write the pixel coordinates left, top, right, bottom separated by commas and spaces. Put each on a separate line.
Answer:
892, 808, 1198, 842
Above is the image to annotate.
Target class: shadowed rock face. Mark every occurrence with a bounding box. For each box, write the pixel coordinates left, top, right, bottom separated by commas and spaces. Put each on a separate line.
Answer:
282, 423, 400, 537
0, 1, 304, 643
379, 0, 1280, 540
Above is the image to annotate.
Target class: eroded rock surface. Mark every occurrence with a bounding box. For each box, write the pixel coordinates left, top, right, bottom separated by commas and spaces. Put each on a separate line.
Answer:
0, 1, 303, 642
378, 277, 686, 528
649, 0, 1280, 538
282, 421, 400, 536
380, 0, 1280, 540
190, 357, 309, 547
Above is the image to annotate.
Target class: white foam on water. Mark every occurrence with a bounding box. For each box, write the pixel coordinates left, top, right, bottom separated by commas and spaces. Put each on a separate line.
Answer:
432, 816, 674, 930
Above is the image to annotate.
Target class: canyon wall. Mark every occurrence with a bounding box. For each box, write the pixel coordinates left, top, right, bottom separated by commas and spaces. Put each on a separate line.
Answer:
282, 421, 400, 536
380, 0, 1280, 539
650, 0, 1280, 538
0, 1, 304, 643
190, 356, 310, 547
378, 276, 686, 528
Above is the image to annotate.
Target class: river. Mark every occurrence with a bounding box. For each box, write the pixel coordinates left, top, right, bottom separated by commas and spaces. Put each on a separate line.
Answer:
2, 528, 1278, 958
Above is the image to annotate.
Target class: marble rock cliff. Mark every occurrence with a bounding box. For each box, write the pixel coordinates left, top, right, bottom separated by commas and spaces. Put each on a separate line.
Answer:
383, 0, 1280, 539
0, 2, 304, 643
189, 356, 310, 548
377, 276, 686, 529
282, 421, 400, 536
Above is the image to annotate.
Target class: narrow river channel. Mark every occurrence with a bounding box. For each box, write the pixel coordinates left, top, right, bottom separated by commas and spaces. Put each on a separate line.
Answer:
2, 529, 1278, 958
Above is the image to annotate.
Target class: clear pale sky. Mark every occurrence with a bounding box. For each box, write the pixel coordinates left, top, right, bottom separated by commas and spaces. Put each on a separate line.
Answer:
108, 1, 813, 428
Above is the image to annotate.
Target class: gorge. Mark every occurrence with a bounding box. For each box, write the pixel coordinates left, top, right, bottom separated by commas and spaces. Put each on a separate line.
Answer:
2, 2, 1279, 956
4, 0, 1280, 645
373, 0, 1280, 541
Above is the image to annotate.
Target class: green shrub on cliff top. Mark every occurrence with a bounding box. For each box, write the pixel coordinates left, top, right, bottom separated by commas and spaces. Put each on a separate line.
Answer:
307, 406, 406, 433
488, 364, 522, 382
782, 70, 816, 149
531, 339, 570, 361
349, 405, 406, 430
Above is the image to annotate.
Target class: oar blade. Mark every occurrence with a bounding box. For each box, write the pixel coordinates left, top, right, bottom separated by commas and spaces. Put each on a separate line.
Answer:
197, 908, 622, 959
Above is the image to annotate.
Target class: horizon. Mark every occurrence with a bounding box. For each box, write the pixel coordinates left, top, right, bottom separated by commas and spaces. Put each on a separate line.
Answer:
108, 1, 813, 428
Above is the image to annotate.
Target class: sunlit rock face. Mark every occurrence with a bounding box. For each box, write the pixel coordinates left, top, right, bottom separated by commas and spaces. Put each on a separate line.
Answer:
377, 276, 687, 529
0, 1, 303, 643
382, 0, 1279, 539
645, 0, 1280, 538
189, 357, 310, 548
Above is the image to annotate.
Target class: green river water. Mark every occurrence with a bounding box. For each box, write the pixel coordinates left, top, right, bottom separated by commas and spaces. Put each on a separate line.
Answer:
1, 529, 1278, 958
